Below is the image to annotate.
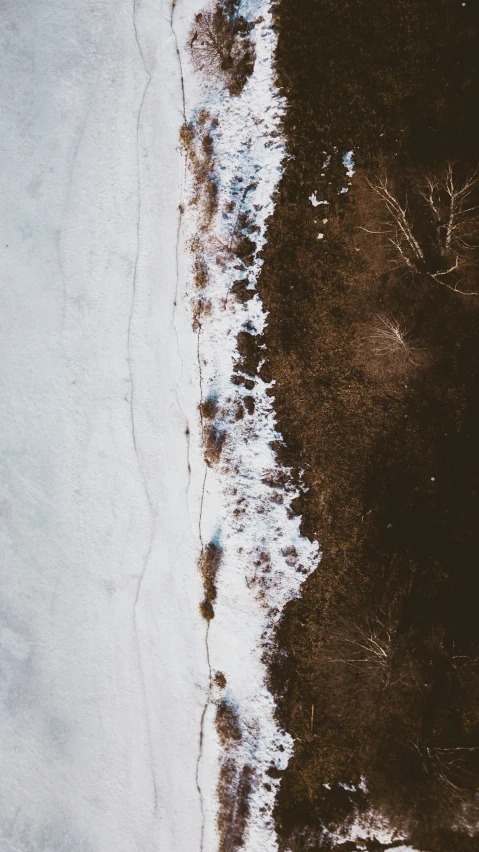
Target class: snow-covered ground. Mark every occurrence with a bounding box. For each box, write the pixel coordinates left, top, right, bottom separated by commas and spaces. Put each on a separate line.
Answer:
0, 1, 208, 850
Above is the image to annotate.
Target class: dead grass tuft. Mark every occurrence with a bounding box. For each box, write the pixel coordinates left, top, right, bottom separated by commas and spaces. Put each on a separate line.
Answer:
200, 598, 215, 620
215, 671, 227, 688
180, 112, 219, 228
217, 758, 255, 852
191, 296, 212, 332
200, 397, 219, 420
215, 699, 242, 746
199, 542, 223, 603
204, 422, 227, 466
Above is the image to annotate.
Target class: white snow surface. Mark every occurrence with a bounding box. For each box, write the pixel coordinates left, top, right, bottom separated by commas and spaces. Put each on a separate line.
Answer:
181, 2, 320, 850
0, 1, 208, 850
310, 191, 329, 206
343, 149, 355, 177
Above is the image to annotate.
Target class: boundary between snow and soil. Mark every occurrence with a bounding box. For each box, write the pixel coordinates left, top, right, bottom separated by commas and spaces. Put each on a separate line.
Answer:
178, 1, 320, 849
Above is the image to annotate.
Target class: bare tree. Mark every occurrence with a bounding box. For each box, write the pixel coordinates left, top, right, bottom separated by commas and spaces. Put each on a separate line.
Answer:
410, 739, 479, 797
366, 164, 479, 295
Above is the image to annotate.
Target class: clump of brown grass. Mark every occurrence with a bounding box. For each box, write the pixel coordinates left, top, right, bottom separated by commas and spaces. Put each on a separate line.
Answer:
199, 542, 222, 604
217, 758, 255, 852
215, 699, 242, 746
204, 422, 227, 466
200, 599, 215, 620
215, 671, 227, 688
189, 0, 256, 97
200, 397, 219, 420
191, 296, 212, 332
194, 252, 209, 290
180, 110, 219, 228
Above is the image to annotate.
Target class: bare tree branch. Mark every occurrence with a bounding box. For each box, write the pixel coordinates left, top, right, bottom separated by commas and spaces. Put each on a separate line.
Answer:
365, 165, 479, 295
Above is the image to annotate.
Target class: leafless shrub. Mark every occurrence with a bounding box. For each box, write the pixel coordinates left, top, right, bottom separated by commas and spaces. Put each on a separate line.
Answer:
189, 0, 256, 96
326, 611, 406, 690
217, 757, 255, 852
365, 164, 479, 295
356, 314, 423, 379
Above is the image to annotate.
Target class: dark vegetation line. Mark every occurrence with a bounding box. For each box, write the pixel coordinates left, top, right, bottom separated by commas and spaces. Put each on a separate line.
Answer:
184, 5, 259, 848
252, 1, 479, 850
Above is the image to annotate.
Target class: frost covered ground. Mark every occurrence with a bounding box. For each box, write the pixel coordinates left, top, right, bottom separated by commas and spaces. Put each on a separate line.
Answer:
0, 1, 208, 849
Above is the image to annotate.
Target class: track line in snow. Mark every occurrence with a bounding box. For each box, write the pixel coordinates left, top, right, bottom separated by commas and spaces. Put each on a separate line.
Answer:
130, 0, 159, 834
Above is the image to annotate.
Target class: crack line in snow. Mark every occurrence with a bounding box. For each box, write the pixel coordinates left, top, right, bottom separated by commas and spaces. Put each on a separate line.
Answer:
193, 316, 212, 852
170, 3, 212, 847
171, 0, 187, 122
172, 193, 194, 507
130, 0, 159, 837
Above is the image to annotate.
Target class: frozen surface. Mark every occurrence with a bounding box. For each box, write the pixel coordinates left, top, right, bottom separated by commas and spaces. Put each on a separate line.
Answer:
0, 1, 207, 850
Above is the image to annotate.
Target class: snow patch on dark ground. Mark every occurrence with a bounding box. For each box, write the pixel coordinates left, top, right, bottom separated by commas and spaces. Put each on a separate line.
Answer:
181, 2, 320, 849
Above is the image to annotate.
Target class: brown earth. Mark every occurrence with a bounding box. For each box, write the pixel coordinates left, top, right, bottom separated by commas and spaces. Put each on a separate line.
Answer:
253, 1, 479, 849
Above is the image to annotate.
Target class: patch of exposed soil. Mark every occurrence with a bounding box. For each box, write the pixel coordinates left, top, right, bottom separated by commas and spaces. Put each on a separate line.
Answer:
258, 1, 479, 849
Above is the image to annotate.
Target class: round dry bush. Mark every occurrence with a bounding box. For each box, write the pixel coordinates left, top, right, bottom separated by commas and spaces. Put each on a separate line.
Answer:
355, 313, 427, 380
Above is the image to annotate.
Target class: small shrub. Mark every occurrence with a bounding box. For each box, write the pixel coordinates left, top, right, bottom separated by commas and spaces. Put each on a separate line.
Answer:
189, 0, 256, 96
204, 422, 227, 465
215, 671, 227, 688
215, 699, 242, 746
200, 598, 215, 620
356, 314, 422, 379
200, 397, 219, 419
